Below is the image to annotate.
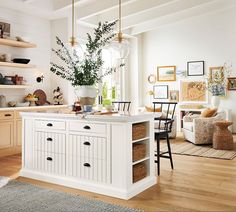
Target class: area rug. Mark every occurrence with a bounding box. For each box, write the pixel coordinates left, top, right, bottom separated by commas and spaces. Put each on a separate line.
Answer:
161, 142, 236, 160
0, 179, 142, 212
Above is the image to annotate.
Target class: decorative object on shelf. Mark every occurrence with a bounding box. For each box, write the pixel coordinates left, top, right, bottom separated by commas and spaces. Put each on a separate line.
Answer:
12, 58, 30, 64
24, 94, 38, 106
15, 36, 31, 43
0, 73, 3, 84
3, 76, 14, 85
16, 102, 30, 107
169, 90, 179, 102
180, 80, 207, 103
8, 101, 16, 107
111, 0, 130, 59
51, 21, 123, 107
0, 53, 11, 62
157, 66, 176, 81
12, 75, 23, 85
36, 74, 44, 83
153, 85, 169, 99
147, 90, 154, 106
207, 63, 232, 107
0, 95, 6, 107
53, 87, 63, 105
187, 61, 204, 76
0, 22, 10, 38
83, 105, 93, 112
33, 89, 50, 105
147, 74, 156, 84
227, 77, 236, 90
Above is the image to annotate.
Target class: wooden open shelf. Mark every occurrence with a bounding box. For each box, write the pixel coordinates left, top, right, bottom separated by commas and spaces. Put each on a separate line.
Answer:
0, 84, 31, 89
0, 62, 36, 68
0, 38, 36, 48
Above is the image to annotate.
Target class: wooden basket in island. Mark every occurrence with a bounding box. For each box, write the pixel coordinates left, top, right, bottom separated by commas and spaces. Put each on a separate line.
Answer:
132, 123, 147, 140
133, 143, 146, 162
133, 162, 147, 183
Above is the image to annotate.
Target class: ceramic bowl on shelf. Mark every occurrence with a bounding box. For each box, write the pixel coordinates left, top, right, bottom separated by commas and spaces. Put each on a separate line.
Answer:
12, 58, 30, 64
15, 102, 30, 107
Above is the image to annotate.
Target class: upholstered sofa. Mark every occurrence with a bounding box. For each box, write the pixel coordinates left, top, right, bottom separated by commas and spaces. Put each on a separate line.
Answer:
182, 111, 226, 145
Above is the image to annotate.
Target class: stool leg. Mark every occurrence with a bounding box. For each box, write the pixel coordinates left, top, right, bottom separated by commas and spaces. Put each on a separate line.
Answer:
166, 133, 174, 170
156, 135, 160, 176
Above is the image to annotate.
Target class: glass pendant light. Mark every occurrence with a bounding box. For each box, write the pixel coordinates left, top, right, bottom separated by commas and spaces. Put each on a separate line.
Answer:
112, 0, 130, 59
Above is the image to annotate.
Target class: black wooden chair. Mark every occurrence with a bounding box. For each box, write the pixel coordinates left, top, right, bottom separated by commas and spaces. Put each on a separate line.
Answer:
112, 101, 131, 112
153, 102, 177, 176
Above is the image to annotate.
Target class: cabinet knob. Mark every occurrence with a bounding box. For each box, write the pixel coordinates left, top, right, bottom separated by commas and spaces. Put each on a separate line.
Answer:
83, 142, 91, 146
4, 114, 11, 117
47, 138, 53, 141
46, 157, 53, 161
83, 163, 91, 167
47, 123, 53, 127
83, 125, 91, 130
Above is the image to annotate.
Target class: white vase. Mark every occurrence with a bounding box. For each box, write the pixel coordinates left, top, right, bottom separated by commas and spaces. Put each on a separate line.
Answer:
211, 96, 220, 108
75, 85, 97, 106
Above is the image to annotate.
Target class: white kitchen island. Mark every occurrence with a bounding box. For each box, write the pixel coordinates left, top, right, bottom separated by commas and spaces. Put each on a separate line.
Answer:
20, 110, 156, 200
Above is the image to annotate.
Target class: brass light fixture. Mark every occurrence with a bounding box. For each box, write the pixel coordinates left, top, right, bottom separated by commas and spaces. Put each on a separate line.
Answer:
69, 0, 77, 47
113, 0, 129, 59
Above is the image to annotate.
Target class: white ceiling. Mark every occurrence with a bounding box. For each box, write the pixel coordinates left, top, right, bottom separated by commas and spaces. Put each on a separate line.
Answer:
1, 0, 236, 35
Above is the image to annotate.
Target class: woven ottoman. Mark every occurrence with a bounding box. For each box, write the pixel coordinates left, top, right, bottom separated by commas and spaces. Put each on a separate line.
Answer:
213, 121, 233, 150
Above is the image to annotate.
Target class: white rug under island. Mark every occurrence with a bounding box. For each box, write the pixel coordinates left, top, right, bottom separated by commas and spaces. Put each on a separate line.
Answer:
20, 110, 156, 200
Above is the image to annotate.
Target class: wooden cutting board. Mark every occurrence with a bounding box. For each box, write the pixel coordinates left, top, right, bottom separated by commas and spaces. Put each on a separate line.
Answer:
33, 89, 50, 106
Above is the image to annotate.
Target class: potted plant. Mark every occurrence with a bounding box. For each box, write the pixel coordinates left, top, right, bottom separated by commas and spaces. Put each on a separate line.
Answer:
50, 21, 124, 106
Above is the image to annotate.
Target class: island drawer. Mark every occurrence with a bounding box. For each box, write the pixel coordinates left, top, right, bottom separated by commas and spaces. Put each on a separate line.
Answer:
35, 120, 66, 131
0, 111, 14, 120
66, 156, 111, 183
69, 121, 106, 134
67, 134, 108, 159
35, 131, 66, 154
33, 151, 66, 175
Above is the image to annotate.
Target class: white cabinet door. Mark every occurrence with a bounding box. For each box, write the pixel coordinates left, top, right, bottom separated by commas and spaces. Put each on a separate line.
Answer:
66, 134, 111, 183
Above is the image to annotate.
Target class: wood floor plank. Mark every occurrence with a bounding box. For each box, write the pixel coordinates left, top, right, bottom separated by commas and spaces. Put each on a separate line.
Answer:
1, 136, 236, 211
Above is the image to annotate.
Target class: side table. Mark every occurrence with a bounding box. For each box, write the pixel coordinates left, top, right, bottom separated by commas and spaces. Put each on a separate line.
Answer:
213, 121, 233, 150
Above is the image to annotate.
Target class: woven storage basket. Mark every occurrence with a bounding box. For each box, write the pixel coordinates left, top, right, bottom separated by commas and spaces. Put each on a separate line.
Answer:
133, 162, 147, 183
133, 143, 146, 162
132, 123, 146, 140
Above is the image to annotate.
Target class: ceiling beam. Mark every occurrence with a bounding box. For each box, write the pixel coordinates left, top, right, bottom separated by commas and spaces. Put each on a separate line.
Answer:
130, 0, 236, 35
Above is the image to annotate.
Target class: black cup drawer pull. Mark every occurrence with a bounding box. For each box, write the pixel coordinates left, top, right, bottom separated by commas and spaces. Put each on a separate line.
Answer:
4, 114, 12, 117
47, 138, 53, 141
47, 123, 53, 127
46, 157, 53, 161
83, 125, 91, 130
83, 141, 91, 146
83, 163, 91, 167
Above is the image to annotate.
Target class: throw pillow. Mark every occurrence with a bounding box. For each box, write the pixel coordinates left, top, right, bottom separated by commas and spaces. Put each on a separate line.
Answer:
145, 106, 161, 112
201, 108, 217, 118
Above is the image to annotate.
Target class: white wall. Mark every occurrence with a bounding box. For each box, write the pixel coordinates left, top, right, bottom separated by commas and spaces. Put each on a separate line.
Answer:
0, 7, 51, 103
141, 6, 236, 132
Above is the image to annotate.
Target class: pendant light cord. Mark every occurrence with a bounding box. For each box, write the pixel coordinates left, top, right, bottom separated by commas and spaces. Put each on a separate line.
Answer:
119, 0, 121, 34
72, 0, 75, 38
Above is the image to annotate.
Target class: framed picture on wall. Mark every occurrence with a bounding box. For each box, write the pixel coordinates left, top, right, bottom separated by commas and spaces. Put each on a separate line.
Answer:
180, 80, 207, 103
187, 61, 204, 76
209, 66, 224, 80
157, 66, 176, 81
0, 22, 10, 38
228, 77, 236, 90
169, 90, 179, 102
153, 85, 169, 99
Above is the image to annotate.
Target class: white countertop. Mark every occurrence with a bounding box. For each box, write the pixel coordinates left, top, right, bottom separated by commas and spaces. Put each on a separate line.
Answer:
21, 109, 161, 122
0, 104, 68, 111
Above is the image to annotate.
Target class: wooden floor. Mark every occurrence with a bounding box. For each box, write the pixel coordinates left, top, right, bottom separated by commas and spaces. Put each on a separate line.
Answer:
1, 137, 236, 212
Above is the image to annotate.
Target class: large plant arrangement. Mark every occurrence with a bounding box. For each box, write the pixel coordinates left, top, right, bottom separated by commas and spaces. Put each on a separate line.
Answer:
50, 21, 123, 87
